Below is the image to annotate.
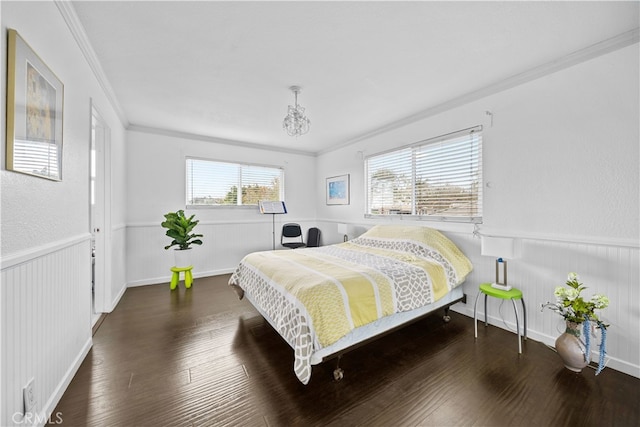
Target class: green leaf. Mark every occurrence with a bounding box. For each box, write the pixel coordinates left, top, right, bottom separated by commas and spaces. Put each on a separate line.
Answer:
160, 210, 203, 250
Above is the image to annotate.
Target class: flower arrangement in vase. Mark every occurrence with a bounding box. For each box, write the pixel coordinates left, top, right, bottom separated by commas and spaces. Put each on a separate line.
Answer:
542, 272, 609, 374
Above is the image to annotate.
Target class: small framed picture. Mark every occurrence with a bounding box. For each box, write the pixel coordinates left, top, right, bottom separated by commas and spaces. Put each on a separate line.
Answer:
326, 174, 350, 205
6, 29, 64, 181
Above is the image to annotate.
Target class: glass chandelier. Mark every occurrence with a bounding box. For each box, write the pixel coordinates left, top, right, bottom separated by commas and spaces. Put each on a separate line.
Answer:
283, 86, 310, 137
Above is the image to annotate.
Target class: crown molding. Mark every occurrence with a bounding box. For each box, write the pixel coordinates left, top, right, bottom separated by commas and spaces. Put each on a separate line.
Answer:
50, 2, 638, 157
55, 0, 313, 156
127, 125, 316, 157
54, 0, 129, 127
320, 27, 640, 155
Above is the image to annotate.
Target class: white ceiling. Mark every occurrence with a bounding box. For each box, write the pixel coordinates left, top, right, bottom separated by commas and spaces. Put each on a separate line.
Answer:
70, 1, 639, 154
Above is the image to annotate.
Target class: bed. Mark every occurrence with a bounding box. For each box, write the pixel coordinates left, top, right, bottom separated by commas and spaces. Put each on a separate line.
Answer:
228, 224, 473, 384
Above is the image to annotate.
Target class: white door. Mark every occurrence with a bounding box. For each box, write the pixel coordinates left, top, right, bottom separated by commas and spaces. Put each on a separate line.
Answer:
90, 104, 111, 322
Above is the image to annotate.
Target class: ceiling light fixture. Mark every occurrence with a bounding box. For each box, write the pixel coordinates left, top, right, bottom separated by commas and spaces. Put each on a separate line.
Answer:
283, 85, 310, 137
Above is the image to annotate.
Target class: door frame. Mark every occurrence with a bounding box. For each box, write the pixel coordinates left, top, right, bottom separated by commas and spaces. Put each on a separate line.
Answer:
90, 101, 112, 317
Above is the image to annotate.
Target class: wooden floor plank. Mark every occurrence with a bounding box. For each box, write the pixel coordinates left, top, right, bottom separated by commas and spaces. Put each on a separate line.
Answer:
51, 274, 640, 426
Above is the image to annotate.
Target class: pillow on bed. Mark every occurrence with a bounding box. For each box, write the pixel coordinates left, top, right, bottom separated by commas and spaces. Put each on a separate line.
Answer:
350, 225, 473, 285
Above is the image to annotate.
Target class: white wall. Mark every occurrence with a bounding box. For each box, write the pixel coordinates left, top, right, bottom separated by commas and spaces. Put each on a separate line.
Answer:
105, 117, 128, 311
0, 2, 127, 426
125, 130, 317, 285
318, 45, 639, 242
315, 44, 640, 377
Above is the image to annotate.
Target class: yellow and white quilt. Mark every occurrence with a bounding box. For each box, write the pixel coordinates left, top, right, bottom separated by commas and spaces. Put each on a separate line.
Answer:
228, 225, 472, 384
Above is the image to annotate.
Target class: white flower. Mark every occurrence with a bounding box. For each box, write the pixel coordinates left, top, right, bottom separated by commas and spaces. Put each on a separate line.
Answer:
565, 288, 579, 301
544, 272, 610, 331
592, 294, 609, 309
554, 287, 568, 301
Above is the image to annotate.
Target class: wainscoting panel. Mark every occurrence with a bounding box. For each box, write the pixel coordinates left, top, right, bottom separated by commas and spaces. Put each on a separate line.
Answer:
451, 233, 639, 378
126, 219, 315, 287
1, 235, 92, 426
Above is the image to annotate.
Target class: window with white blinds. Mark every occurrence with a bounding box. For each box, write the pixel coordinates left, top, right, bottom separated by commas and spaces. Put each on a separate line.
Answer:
365, 126, 482, 222
186, 158, 284, 206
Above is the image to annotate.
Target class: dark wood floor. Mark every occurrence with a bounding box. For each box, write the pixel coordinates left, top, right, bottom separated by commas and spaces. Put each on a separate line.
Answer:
52, 274, 639, 426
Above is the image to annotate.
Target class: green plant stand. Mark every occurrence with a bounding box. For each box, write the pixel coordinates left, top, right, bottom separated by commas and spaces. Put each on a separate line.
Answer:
170, 266, 193, 290
473, 282, 527, 353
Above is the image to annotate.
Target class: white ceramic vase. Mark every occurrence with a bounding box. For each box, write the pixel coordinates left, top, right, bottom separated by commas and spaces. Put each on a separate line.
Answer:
173, 248, 193, 268
555, 321, 589, 372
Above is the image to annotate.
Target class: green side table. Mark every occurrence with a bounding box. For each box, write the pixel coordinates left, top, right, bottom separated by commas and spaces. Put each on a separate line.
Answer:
170, 266, 193, 290
474, 282, 527, 353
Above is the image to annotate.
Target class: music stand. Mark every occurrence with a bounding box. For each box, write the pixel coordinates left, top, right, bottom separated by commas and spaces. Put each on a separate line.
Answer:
259, 201, 287, 250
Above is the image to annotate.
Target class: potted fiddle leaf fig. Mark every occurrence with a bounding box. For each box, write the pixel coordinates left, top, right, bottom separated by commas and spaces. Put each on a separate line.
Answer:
161, 210, 203, 267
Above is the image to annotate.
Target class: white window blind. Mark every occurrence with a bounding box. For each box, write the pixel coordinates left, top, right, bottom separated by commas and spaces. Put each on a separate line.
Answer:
12, 139, 60, 179
186, 158, 284, 206
365, 126, 482, 222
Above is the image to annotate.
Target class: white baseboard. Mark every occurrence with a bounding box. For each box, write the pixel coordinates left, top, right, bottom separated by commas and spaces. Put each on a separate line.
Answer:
127, 268, 235, 288
109, 283, 127, 312
452, 305, 640, 379
37, 337, 92, 427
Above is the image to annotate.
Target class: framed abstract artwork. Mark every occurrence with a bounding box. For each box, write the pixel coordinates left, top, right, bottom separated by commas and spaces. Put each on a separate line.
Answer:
326, 174, 350, 205
6, 29, 64, 181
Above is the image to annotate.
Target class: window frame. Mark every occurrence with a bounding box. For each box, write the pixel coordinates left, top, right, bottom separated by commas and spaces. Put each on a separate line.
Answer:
185, 157, 285, 208
364, 126, 483, 223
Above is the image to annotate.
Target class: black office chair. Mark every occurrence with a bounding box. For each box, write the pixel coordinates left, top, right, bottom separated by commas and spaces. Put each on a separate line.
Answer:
281, 223, 306, 249
306, 227, 321, 247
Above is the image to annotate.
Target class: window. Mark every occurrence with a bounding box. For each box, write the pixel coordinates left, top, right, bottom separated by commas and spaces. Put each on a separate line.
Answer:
365, 126, 482, 222
186, 158, 284, 206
